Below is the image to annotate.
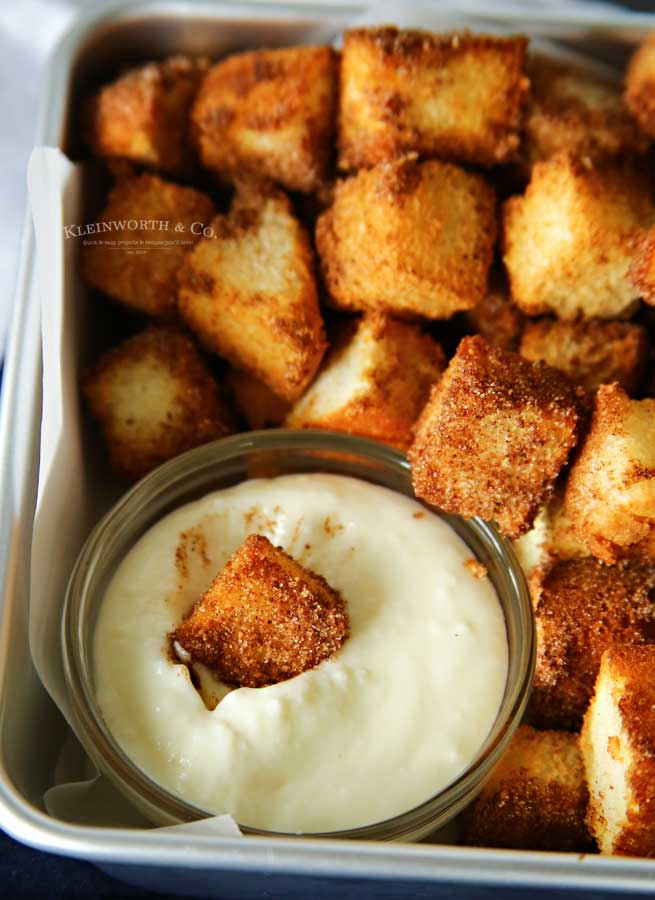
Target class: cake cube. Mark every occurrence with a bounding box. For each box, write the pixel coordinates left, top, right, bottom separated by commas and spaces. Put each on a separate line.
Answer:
513, 491, 591, 580
519, 318, 648, 395
564, 384, 655, 564
460, 725, 592, 851
626, 31, 655, 139
191, 46, 337, 193
81, 173, 215, 319
178, 180, 327, 402
582, 645, 655, 856
530, 557, 655, 731
338, 28, 528, 170
466, 283, 525, 351
523, 54, 648, 169
82, 327, 234, 480
409, 335, 584, 539
503, 154, 655, 319
173, 534, 349, 688
316, 156, 497, 320
285, 313, 445, 450
630, 225, 655, 305
84, 56, 207, 176
228, 369, 290, 430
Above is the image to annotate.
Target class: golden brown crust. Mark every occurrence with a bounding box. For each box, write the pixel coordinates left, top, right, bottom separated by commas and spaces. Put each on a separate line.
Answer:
82, 326, 234, 480
178, 179, 327, 402
173, 534, 349, 687
285, 312, 445, 450
84, 56, 208, 177
338, 28, 528, 169
564, 384, 655, 564
530, 558, 655, 731
503, 154, 655, 320
523, 54, 648, 169
81, 173, 215, 319
409, 335, 584, 539
519, 318, 648, 395
625, 31, 655, 139
629, 225, 655, 305
460, 725, 592, 851
316, 155, 497, 320
192, 46, 337, 193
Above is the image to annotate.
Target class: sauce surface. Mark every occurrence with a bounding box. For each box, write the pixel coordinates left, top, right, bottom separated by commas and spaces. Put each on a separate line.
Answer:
94, 473, 508, 832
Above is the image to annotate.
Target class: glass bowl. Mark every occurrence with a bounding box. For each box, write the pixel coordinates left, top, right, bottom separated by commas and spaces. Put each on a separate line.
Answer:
62, 429, 534, 841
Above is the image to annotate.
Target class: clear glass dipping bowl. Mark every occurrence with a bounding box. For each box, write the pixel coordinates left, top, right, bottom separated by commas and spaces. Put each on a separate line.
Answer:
62, 429, 534, 841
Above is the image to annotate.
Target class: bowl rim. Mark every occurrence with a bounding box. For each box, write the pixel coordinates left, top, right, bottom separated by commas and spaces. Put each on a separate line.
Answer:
62, 428, 535, 840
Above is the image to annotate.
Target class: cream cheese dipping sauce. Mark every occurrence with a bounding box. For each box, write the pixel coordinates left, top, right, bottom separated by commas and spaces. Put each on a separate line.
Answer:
94, 473, 508, 832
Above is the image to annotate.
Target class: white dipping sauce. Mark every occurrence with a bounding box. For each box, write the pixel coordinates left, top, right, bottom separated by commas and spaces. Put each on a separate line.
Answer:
94, 474, 508, 832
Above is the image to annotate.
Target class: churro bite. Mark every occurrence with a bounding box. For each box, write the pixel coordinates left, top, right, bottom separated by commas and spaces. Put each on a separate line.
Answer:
523, 54, 648, 170
81, 173, 215, 319
84, 56, 207, 177
513, 491, 590, 580
178, 179, 326, 402
466, 283, 525, 351
191, 47, 337, 193
564, 384, 655, 564
228, 369, 290, 430
503, 154, 655, 320
625, 31, 655, 139
460, 725, 592, 851
582, 645, 655, 857
630, 225, 655, 305
519, 319, 648, 395
285, 313, 445, 450
83, 327, 234, 480
173, 534, 349, 688
316, 156, 497, 320
531, 558, 655, 731
338, 28, 528, 170
409, 336, 584, 539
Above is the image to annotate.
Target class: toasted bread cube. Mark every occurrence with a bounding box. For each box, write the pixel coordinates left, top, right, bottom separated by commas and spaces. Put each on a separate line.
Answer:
338, 28, 528, 170
523, 54, 648, 169
81, 174, 215, 319
228, 369, 290, 430
626, 32, 655, 139
409, 336, 583, 539
582, 645, 655, 856
316, 156, 497, 320
513, 491, 591, 580
173, 534, 349, 688
285, 313, 445, 450
466, 284, 525, 351
191, 47, 337, 193
460, 725, 591, 851
178, 180, 326, 402
84, 56, 207, 177
629, 225, 655, 305
530, 558, 655, 731
503, 155, 655, 320
564, 384, 655, 564
83, 327, 233, 480
519, 319, 648, 395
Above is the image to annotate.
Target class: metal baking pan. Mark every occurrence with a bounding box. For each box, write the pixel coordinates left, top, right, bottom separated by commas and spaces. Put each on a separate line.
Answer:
2, 1, 655, 896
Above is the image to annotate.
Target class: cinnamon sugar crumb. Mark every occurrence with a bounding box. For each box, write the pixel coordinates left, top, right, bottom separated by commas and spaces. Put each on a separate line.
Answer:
412, 511, 425, 519
464, 558, 488, 579
323, 515, 344, 537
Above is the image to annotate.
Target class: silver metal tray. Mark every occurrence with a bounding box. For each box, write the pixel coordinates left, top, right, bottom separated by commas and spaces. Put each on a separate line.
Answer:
2, 1, 655, 896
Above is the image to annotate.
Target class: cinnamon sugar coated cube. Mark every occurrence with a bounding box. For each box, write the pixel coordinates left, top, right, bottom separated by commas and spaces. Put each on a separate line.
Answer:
629, 226, 655, 305
83, 327, 233, 480
513, 491, 591, 580
503, 155, 655, 319
523, 54, 648, 169
564, 384, 655, 563
84, 56, 207, 176
338, 28, 528, 170
178, 180, 326, 402
228, 369, 290, 430
625, 31, 655, 139
460, 725, 592, 851
519, 319, 648, 395
285, 313, 445, 450
173, 534, 349, 688
409, 336, 584, 539
192, 47, 337, 193
81, 173, 215, 319
466, 284, 524, 351
582, 645, 655, 856
530, 558, 655, 731
316, 156, 497, 320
